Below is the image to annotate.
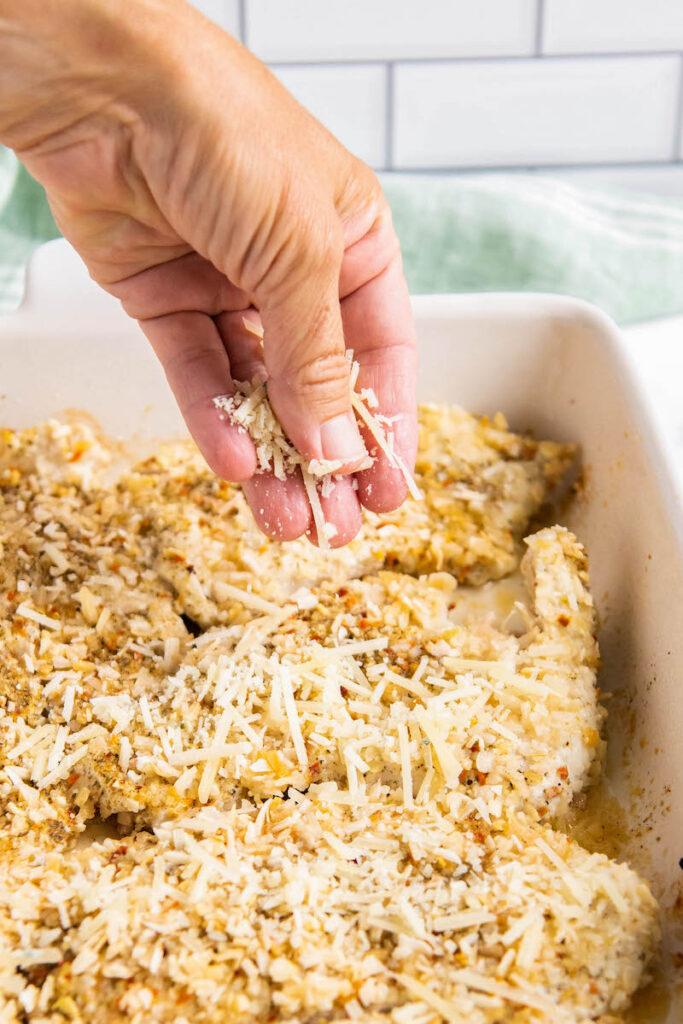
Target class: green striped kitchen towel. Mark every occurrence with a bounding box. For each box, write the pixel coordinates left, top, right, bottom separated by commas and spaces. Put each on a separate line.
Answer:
2, 144, 683, 325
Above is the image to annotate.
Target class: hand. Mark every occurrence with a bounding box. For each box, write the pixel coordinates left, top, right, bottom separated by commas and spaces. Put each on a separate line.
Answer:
0, 0, 417, 546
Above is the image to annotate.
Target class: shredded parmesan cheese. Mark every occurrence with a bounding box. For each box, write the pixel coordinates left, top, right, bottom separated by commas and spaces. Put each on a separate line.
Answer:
350, 391, 422, 500
139, 696, 154, 732
212, 353, 421, 545
213, 581, 283, 616
302, 469, 330, 551
62, 685, 75, 723
15, 602, 61, 630
397, 723, 413, 809
280, 664, 307, 768
0, 415, 658, 1024
37, 746, 88, 789
241, 317, 264, 339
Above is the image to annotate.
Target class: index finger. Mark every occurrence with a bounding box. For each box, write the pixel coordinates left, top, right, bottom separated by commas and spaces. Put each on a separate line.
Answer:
340, 253, 418, 514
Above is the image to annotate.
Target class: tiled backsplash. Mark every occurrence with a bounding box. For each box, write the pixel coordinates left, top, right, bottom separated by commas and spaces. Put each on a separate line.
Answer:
190, 0, 683, 194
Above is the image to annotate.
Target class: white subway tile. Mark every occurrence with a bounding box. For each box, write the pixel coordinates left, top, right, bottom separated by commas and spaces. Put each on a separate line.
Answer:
393, 57, 680, 169
246, 0, 536, 62
189, 0, 240, 35
544, 0, 683, 54
272, 65, 386, 168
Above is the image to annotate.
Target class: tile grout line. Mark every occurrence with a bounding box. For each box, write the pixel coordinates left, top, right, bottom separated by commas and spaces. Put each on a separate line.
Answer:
384, 63, 394, 172
534, 0, 545, 57
265, 50, 681, 69
672, 53, 683, 162
238, 0, 248, 47
380, 160, 683, 176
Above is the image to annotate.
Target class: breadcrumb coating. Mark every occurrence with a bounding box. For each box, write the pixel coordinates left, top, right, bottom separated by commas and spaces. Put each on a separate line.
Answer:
0, 412, 658, 1024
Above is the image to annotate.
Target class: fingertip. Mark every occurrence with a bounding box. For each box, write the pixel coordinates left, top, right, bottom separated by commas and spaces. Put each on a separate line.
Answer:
243, 472, 312, 542
356, 410, 417, 513
190, 404, 258, 482
208, 445, 257, 484
338, 249, 419, 513
356, 463, 408, 514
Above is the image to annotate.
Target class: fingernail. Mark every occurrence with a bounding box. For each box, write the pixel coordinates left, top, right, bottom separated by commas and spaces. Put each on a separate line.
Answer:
320, 412, 366, 463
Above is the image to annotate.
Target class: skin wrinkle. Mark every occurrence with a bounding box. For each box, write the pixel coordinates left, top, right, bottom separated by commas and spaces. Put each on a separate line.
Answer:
238, 206, 306, 305
240, 167, 345, 303
275, 349, 351, 403
177, 148, 241, 273
115, 254, 250, 319
340, 218, 402, 301
0, 0, 418, 545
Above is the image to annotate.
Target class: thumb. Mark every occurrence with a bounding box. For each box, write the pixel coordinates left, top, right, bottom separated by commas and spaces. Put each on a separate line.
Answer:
256, 247, 367, 471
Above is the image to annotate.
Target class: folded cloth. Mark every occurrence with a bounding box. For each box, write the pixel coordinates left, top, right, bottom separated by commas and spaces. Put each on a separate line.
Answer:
383, 173, 683, 325
1, 143, 683, 325
0, 148, 59, 312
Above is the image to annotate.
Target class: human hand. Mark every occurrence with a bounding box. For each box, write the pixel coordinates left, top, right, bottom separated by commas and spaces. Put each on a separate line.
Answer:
0, 0, 417, 546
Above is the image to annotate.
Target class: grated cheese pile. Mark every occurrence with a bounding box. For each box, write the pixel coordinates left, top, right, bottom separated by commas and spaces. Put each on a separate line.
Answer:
0, 414, 659, 1023
212, 364, 420, 547
0, 803, 657, 1024
214, 379, 371, 482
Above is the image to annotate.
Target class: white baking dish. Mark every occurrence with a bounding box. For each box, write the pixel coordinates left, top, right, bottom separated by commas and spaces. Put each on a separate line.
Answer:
1, 240, 681, 1019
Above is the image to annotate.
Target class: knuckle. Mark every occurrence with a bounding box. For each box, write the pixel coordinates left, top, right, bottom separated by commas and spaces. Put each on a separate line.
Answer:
294, 350, 349, 391
287, 350, 350, 416
300, 219, 344, 275
337, 157, 385, 217
244, 179, 343, 299
357, 161, 383, 201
